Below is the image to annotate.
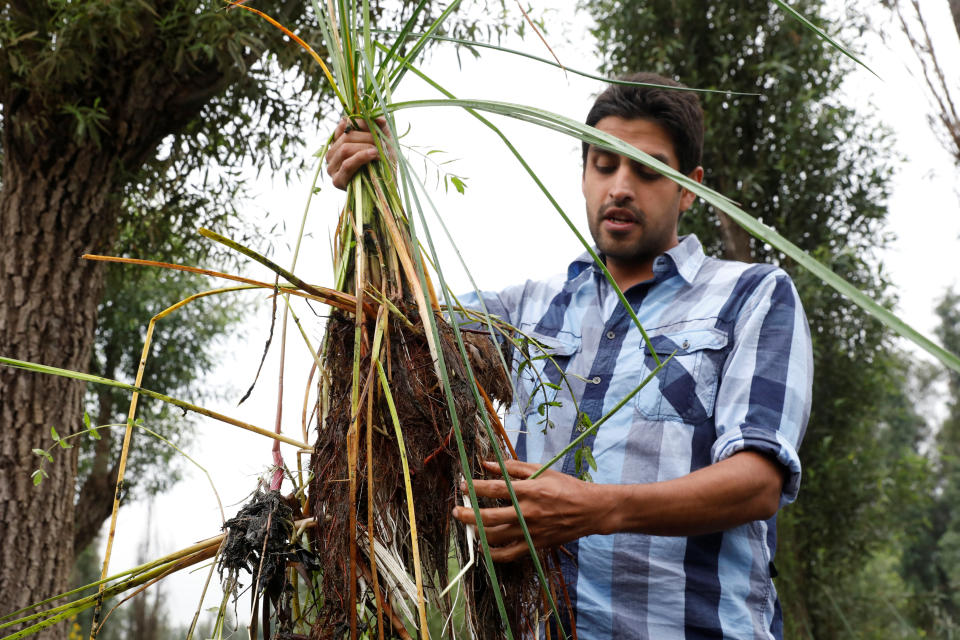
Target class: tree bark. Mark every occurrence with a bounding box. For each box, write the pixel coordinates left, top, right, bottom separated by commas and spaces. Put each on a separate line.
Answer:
0, 137, 119, 633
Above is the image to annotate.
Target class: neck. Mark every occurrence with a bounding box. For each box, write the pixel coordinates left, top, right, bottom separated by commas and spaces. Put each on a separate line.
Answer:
606, 257, 655, 292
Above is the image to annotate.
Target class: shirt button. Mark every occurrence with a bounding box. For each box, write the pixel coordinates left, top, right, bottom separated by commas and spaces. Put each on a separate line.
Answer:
682, 340, 690, 349
592, 376, 602, 384
606, 331, 616, 339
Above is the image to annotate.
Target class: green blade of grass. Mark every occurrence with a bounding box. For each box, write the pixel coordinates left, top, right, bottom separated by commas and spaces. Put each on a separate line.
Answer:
385, 96, 960, 375
772, 0, 879, 78
390, 151, 520, 639
375, 361, 429, 635
374, 30, 760, 97
387, 0, 463, 92
376, 0, 430, 78
0, 356, 310, 449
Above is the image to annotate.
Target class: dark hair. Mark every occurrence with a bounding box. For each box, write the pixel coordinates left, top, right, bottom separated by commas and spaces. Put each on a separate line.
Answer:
582, 72, 704, 175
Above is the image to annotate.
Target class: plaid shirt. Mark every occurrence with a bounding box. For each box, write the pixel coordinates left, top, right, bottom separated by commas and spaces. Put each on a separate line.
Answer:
464, 234, 812, 639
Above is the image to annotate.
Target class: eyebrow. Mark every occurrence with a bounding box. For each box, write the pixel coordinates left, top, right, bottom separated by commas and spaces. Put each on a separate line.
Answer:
591, 147, 672, 167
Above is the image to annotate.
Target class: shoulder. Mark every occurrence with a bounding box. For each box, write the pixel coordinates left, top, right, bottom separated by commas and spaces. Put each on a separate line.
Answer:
495, 272, 572, 318
459, 271, 571, 325
693, 256, 801, 323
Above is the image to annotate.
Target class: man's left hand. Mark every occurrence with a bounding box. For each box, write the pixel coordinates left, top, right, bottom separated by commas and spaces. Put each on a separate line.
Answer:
452, 459, 612, 562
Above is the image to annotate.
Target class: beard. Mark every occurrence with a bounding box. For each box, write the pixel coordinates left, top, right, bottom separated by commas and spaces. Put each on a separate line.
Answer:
588, 200, 673, 267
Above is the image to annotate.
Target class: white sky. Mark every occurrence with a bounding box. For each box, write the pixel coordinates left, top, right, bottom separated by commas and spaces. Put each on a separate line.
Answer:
97, 0, 960, 632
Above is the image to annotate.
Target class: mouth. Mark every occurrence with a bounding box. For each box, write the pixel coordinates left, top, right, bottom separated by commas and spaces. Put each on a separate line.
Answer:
599, 204, 643, 230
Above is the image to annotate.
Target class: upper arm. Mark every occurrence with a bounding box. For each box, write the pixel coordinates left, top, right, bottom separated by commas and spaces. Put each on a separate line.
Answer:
711, 271, 813, 506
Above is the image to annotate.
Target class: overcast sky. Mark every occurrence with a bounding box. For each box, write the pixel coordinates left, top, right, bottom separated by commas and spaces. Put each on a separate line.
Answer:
98, 1, 960, 631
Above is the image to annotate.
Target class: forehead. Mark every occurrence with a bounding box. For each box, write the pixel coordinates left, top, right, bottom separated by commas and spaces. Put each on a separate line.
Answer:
588, 116, 678, 167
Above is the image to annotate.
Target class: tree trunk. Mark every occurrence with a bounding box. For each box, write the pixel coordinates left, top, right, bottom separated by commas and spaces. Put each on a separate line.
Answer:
0, 136, 120, 635
950, 0, 960, 42
717, 210, 754, 262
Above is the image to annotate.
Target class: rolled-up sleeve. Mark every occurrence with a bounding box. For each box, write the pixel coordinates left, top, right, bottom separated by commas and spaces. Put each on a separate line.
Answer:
711, 271, 813, 505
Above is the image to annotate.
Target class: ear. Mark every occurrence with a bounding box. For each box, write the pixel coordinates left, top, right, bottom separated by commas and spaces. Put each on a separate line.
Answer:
679, 166, 704, 212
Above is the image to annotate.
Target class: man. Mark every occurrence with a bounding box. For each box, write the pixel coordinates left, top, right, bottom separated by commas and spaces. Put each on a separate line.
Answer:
327, 72, 812, 639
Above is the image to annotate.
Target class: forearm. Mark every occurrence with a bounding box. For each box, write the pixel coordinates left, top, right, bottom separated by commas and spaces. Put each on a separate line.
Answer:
454, 452, 785, 562
587, 451, 784, 537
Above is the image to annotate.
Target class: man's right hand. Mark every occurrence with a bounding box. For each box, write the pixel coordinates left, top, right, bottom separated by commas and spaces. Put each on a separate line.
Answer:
326, 116, 391, 190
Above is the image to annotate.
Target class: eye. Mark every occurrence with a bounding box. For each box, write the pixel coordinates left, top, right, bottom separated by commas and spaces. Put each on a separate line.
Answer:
635, 169, 664, 181
592, 154, 618, 174
631, 161, 665, 181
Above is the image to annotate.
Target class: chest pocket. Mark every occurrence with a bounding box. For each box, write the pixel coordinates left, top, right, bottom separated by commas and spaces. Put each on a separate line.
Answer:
514, 330, 580, 430
635, 328, 728, 424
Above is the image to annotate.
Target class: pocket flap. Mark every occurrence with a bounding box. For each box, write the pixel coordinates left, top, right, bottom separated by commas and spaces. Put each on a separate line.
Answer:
525, 331, 581, 357
642, 328, 728, 357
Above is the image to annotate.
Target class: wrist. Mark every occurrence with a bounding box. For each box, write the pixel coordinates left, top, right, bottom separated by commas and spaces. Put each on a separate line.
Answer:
592, 482, 658, 536
588, 483, 639, 536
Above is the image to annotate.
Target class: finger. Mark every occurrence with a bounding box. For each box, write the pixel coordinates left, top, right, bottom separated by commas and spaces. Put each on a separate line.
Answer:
481, 459, 541, 480
489, 541, 531, 563
477, 523, 519, 547
330, 148, 380, 189
452, 504, 476, 526
326, 140, 379, 173
465, 479, 512, 500
329, 131, 379, 157
452, 504, 518, 528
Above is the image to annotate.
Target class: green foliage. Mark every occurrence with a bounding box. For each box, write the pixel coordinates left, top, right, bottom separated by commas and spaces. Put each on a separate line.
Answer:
584, 0, 929, 636
900, 289, 960, 636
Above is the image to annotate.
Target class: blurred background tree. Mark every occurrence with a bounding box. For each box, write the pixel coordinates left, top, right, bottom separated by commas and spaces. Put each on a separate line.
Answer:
882, 0, 960, 167
584, 0, 940, 636
900, 289, 960, 636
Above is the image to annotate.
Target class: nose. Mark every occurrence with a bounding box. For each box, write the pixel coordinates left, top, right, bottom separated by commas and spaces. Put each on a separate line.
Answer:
608, 163, 635, 203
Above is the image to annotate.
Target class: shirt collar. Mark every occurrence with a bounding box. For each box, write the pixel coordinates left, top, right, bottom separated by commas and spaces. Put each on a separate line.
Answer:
566, 234, 706, 286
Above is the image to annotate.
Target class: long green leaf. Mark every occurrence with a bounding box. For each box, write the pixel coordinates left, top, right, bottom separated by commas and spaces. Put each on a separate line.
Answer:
375, 30, 760, 97
772, 0, 879, 78
385, 97, 960, 375
390, 139, 519, 640
387, 0, 463, 91
0, 356, 310, 449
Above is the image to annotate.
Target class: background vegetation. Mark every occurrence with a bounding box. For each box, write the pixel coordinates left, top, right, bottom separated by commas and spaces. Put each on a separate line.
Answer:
587, 0, 959, 636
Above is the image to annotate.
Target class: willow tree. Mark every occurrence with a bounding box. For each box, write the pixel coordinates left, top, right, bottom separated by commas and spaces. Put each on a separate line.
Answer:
0, 0, 483, 623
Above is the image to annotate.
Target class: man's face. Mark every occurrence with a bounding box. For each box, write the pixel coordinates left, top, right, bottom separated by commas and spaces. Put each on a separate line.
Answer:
582, 116, 702, 274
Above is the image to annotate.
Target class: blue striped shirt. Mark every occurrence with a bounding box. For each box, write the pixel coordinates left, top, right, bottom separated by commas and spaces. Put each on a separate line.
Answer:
463, 234, 812, 639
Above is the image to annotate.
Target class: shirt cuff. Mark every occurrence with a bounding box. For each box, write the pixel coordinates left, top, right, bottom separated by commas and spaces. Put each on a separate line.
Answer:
711, 425, 803, 506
